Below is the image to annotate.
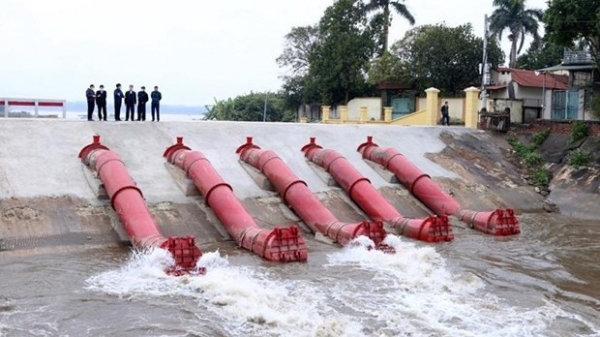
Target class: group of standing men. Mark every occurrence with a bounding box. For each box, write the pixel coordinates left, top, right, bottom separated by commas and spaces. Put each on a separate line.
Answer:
86, 84, 162, 122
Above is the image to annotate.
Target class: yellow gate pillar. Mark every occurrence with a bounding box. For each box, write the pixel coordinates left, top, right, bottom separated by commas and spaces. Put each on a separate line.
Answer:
464, 87, 481, 128
384, 106, 392, 122
321, 106, 330, 122
425, 87, 440, 125
340, 106, 349, 122
359, 106, 368, 123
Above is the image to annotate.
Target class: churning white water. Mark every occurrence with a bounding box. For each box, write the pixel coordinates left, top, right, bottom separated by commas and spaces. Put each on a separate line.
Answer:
85, 235, 599, 337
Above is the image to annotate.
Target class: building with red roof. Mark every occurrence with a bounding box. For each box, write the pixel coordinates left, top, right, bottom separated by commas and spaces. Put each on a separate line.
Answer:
485, 67, 569, 123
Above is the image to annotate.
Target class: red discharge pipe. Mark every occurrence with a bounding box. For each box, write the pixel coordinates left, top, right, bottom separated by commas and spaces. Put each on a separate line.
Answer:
357, 136, 520, 236
301, 137, 453, 243
163, 137, 308, 263
78, 135, 203, 275
235, 137, 390, 249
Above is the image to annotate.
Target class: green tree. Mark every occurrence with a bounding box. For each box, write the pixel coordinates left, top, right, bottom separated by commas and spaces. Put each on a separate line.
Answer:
515, 38, 565, 70
392, 23, 504, 96
203, 92, 293, 122
489, 0, 543, 68
280, 75, 320, 116
367, 51, 409, 85
544, 0, 600, 70
309, 0, 376, 104
363, 0, 415, 55
276, 25, 320, 75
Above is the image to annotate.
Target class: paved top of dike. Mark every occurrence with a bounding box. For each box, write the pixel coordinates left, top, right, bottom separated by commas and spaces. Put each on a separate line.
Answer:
0, 119, 471, 201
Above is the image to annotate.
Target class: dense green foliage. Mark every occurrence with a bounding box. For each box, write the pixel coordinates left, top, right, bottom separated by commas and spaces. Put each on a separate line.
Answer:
308, 0, 377, 104
367, 51, 409, 85
568, 148, 592, 167
544, 0, 600, 70
530, 129, 550, 148
203, 92, 295, 122
489, 0, 543, 68
532, 167, 552, 186
570, 121, 589, 143
392, 23, 504, 96
516, 39, 564, 70
506, 133, 550, 185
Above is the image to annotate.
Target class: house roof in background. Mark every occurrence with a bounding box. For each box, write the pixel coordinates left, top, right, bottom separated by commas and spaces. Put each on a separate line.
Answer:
537, 64, 597, 72
486, 85, 507, 91
493, 68, 568, 89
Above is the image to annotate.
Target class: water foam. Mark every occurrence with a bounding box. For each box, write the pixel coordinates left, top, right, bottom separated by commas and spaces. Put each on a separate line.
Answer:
325, 235, 599, 337
85, 248, 364, 337
85, 240, 599, 337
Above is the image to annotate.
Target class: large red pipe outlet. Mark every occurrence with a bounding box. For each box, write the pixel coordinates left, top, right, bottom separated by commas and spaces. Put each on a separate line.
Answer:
357, 136, 520, 236
301, 137, 453, 243
235, 137, 389, 248
79, 135, 203, 275
163, 137, 307, 263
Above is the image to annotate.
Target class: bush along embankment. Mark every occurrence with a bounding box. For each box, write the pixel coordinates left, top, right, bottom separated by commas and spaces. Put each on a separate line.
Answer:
505, 121, 595, 213
566, 121, 592, 167
506, 129, 552, 193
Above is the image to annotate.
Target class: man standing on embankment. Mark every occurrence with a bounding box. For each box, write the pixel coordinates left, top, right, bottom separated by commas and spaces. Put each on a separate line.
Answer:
114, 83, 123, 121
124, 85, 136, 121
137, 86, 148, 121
85, 84, 95, 121
151, 86, 162, 122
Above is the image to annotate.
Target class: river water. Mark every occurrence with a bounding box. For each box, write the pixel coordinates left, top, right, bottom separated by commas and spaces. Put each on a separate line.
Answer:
0, 213, 598, 337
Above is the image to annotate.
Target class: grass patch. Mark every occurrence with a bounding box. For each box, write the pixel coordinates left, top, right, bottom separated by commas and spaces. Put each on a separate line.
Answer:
524, 152, 544, 167
530, 129, 550, 149
568, 148, 591, 167
532, 167, 552, 186
506, 133, 549, 187
570, 121, 589, 143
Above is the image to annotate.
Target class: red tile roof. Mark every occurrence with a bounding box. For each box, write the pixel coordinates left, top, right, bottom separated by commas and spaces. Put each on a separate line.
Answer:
495, 68, 568, 89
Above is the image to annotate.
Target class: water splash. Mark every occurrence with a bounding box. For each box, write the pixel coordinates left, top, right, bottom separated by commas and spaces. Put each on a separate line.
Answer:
85, 248, 364, 336
85, 240, 598, 337
326, 235, 599, 337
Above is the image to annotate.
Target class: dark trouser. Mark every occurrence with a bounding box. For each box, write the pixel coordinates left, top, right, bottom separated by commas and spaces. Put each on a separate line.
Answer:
126, 103, 135, 121
87, 100, 95, 120
98, 103, 107, 121
151, 102, 160, 121
137, 103, 146, 121
114, 102, 122, 121
441, 113, 449, 126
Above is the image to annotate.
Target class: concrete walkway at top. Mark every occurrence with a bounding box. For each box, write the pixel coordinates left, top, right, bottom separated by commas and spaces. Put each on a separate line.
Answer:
0, 119, 469, 202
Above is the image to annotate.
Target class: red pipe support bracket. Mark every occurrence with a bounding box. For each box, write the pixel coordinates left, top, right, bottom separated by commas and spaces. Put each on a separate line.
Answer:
301, 137, 453, 243
79, 136, 203, 275
357, 136, 520, 236
236, 137, 390, 249
164, 138, 308, 262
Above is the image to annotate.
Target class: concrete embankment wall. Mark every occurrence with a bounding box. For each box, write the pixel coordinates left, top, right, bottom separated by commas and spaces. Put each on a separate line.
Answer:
0, 119, 539, 253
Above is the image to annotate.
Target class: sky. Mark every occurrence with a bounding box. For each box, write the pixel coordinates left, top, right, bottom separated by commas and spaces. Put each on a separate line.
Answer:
0, 0, 548, 106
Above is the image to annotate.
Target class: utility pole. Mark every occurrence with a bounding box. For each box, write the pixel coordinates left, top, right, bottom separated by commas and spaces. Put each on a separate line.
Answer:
481, 14, 490, 112
263, 93, 268, 122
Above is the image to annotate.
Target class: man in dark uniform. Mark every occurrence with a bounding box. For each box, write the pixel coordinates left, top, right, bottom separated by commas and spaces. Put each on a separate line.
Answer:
137, 86, 149, 121
96, 85, 107, 121
86, 84, 95, 121
151, 86, 162, 122
440, 101, 450, 126
124, 85, 136, 121
114, 83, 124, 121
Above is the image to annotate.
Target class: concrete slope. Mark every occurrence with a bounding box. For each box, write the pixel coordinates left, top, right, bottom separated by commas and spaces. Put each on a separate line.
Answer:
2, 119, 533, 253
0, 119, 460, 201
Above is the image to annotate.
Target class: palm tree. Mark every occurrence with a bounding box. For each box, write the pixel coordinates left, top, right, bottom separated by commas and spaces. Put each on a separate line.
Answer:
489, 0, 543, 68
364, 0, 415, 55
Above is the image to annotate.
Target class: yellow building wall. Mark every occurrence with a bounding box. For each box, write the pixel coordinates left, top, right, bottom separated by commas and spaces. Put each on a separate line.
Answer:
389, 110, 427, 125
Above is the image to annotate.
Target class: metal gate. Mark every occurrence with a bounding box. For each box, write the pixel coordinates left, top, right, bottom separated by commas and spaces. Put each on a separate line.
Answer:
391, 93, 415, 119
551, 89, 579, 120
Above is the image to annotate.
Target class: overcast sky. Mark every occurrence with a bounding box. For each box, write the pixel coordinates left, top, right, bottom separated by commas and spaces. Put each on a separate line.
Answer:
0, 0, 547, 106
